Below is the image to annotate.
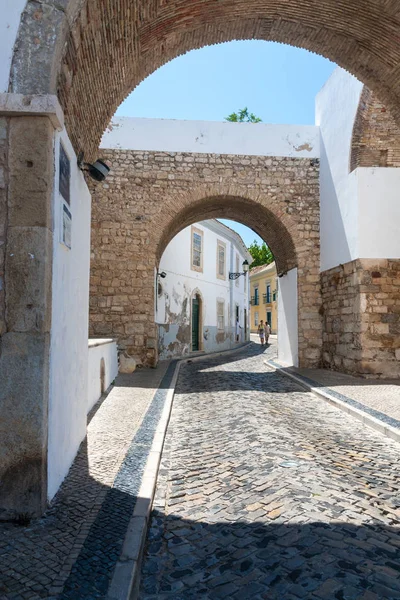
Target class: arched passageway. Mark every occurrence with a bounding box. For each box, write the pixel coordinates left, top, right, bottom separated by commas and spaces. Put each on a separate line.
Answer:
2, 0, 400, 520
89, 147, 321, 368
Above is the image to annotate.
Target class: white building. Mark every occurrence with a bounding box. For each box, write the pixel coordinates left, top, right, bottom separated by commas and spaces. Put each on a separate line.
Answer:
156, 220, 252, 359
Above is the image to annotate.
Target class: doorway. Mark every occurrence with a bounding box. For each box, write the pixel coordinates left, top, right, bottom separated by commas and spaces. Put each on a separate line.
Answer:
244, 308, 247, 339
192, 294, 201, 351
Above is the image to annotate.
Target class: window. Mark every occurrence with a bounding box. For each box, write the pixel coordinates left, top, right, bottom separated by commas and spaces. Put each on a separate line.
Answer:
217, 240, 226, 279
217, 301, 225, 330
254, 287, 259, 305
266, 283, 271, 303
273, 278, 278, 302
191, 226, 203, 272
235, 254, 240, 286
255, 312, 259, 326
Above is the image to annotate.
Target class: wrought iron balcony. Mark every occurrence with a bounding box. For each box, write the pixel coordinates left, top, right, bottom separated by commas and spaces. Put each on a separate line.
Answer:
263, 293, 272, 304
251, 296, 259, 306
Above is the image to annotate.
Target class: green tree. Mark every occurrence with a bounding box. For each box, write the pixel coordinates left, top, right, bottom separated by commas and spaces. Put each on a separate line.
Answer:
248, 240, 274, 268
225, 107, 262, 123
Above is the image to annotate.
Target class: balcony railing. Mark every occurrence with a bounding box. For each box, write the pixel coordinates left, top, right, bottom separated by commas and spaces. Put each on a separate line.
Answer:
251, 296, 259, 306
263, 293, 272, 304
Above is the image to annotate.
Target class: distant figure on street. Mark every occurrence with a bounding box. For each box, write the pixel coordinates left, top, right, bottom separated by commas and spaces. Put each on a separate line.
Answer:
265, 321, 271, 344
236, 319, 242, 342
258, 320, 266, 345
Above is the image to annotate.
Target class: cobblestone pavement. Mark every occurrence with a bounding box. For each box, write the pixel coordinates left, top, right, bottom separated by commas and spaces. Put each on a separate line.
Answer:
290, 367, 400, 423
0, 361, 170, 600
140, 343, 400, 600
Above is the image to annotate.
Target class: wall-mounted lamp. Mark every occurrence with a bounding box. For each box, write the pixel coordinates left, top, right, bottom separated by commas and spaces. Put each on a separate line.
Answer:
229, 260, 249, 280
77, 152, 110, 182
156, 271, 167, 312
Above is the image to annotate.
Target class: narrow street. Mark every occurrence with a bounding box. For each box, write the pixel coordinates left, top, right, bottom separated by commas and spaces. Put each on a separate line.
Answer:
140, 342, 400, 599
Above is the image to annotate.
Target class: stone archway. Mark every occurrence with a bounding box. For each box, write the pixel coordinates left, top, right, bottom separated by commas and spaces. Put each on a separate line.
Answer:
3, 0, 400, 519
9, 1, 400, 160
89, 147, 321, 368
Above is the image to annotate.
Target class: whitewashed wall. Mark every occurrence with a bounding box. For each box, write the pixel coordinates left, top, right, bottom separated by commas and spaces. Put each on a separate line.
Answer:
157, 220, 251, 358
316, 67, 400, 270
277, 268, 298, 367
47, 127, 92, 501
316, 68, 363, 272
102, 117, 319, 158
0, 0, 26, 92
358, 168, 400, 259
87, 339, 118, 412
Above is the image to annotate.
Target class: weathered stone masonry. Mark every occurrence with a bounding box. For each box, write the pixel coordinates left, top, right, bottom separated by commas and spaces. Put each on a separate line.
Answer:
0, 118, 8, 340
90, 149, 322, 368
0, 112, 55, 519
322, 259, 400, 378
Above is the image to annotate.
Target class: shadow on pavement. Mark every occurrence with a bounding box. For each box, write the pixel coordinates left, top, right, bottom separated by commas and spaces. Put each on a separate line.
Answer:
116, 342, 273, 390
140, 512, 400, 599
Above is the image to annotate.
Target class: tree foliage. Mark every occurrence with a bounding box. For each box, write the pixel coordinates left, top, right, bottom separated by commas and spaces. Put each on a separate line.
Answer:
225, 107, 262, 123
248, 240, 274, 268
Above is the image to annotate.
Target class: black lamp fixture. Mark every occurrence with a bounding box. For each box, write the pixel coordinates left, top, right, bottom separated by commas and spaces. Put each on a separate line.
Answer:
229, 260, 249, 280
77, 152, 110, 182
158, 271, 167, 279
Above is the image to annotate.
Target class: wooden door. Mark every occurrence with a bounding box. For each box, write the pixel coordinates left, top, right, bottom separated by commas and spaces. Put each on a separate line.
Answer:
192, 296, 200, 351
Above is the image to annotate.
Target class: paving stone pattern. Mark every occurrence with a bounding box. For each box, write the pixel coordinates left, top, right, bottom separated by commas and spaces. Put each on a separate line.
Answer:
0, 361, 169, 600
290, 367, 400, 425
140, 344, 400, 599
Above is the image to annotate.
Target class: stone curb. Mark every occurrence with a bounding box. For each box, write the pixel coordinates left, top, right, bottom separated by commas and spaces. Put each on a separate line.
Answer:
107, 341, 252, 600
266, 360, 400, 445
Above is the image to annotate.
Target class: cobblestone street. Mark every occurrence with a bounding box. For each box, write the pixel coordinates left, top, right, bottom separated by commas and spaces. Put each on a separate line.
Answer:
140, 343, 400, 599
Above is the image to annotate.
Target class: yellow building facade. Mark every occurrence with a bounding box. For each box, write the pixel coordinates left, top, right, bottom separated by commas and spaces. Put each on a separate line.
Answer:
249, 262, 278, 334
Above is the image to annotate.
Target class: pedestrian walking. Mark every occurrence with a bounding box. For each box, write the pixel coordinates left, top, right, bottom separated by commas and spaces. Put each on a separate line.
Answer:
265, 321, 271, 344
257, 320, 266, 345
236, 319, 242, 342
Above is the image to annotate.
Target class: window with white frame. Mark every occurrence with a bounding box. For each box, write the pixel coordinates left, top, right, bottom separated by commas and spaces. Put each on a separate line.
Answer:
191, 226, 203, 272
217, 300, 225, 330
217, 240, 226, 279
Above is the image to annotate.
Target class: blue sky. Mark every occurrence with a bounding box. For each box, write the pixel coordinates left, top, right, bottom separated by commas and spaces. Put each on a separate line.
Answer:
116, 41, 335, 247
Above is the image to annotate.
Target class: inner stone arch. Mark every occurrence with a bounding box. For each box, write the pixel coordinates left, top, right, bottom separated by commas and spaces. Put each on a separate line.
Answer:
155, 195, 298, 277
89, 147, 321, 370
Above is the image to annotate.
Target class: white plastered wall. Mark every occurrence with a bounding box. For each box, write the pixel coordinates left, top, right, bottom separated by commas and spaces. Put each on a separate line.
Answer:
157, 221, 250, 355
317, 67, 400, 269
48, 127, 92, 501
102, 117, 319, 158
87, 340, 118, 413
316, 68, 363, 272
358, 168, 400, 259
277, 268, 298, 367
0, 0, 26, 92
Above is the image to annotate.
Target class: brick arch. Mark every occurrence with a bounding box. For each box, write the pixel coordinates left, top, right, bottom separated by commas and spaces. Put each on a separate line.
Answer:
10, 1, 400, 160
155, 194, 298, 277
350, 86, 400, 172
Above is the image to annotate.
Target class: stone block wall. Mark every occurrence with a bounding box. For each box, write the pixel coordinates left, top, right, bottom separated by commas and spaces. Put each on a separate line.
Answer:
90, 149, 322, 367
0, 118, 8, 339
321, 259, 400, 378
